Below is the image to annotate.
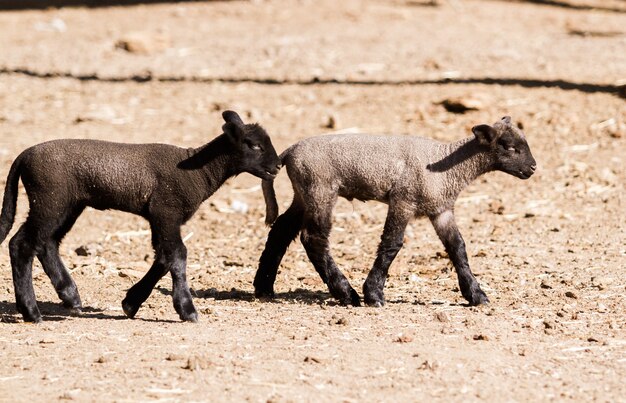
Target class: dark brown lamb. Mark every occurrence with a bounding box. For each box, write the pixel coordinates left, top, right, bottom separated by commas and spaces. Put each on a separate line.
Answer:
0, 110, 281, 323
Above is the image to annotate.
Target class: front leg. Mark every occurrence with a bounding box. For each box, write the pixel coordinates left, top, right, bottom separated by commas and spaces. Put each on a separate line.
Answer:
123, 217, 198, 322
122, 259, 168, 319
363, 205, 412, 307
430, 210, 489, 306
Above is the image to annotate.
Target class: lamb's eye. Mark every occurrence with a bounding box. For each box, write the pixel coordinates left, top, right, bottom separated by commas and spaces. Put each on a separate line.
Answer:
506, 146, 516, 152
245, 140, 262, 151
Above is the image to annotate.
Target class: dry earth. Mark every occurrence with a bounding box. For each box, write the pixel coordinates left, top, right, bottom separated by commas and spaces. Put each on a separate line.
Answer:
0, 0, 624, 401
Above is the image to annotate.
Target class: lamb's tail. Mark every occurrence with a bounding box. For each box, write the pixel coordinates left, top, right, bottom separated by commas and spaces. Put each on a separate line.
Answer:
262, 178, 279, 226
0, 152, 24, 245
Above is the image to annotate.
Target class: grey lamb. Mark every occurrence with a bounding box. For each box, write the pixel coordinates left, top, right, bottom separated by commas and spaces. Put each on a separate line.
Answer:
254, 116, 536, 307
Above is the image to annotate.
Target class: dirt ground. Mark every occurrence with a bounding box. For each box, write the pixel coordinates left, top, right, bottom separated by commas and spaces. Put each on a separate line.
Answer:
0, 0, 625, 401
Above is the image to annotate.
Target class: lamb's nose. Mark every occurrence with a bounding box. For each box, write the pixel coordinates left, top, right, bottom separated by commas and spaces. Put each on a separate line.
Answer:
530, 164, 537, 172
276, 163, 283, 170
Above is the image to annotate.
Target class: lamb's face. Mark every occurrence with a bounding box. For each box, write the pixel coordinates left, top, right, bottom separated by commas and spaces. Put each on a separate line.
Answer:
221, 110, 282, 180
472, 116, 537, 180
491, 118, 537, 179
237, 124, 282, 180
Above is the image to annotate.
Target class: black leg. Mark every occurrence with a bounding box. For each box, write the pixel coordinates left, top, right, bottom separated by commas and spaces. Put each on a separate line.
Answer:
254, 202, 304, 298
430, 210, 489, 306
123, 218, 197, 322
122, 258, 168, 319
9, 225, 41, 322
166, 241, 197, 322
36, 206, 84, 311
300, 211, 360, 306
37, 242, 82, 311
363, 206, 412, 307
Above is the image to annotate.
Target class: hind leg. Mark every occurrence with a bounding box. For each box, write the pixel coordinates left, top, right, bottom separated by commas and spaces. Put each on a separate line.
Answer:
254, 201, 304, 298
9, 224, 41, 322
37, 207, 84, 311
300, 196, 360, 306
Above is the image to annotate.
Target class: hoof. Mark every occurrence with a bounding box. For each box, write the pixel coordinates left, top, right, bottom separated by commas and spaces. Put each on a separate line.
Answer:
69, 307, 83, 317
175, 299, 199, 323
363, 290, 385, 307
121, 299, 139, 319
349, 288, 361, 307
180, 311, 199, 323
23, 313, 42, 323
254, 286, 275, 299
464, 288, 490, 306
18, 305, 42, 323
364, 298, 384, 307
337, 288, 361, 307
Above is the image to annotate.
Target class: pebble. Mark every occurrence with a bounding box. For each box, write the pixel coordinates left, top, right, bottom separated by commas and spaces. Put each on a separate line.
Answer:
184, 355, 212, 371
115, 31, 171, 55
434, 311, 450, 323
74, 245, 90, 257
323, 114, 338, 129
304, 356, 323, 364
394, 333, 414, 343
418, 360, 439, 370
439, 96, 484, 114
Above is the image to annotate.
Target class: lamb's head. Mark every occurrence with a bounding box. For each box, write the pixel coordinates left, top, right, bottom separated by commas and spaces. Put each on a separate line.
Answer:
472, 116, 536, 179
222, 110, 282, 180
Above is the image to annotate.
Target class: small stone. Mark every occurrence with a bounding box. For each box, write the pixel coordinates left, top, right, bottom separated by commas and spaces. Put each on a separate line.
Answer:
323, 114, 337, 129
394, 333, 414, 343
166, 353, 185, 361
115, 31, 171, 55
74, 245, 90, 257
439, 96, 483, 114
304, 356, 323, 364
540, 280, 553, 289
488, 200, 505, 215
335, 317, 349, 326
95, 355, 109, 363
418, 360, 439, 370
434, 311, 450, 323
565, 291, 578, 299
60, 389, 81, 400
472, 334, 490, 341
184, 355, 212, 371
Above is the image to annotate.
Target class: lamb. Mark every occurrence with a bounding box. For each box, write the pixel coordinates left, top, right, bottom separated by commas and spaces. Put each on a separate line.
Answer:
254, 116, 536, 307
0, 110, 281, 323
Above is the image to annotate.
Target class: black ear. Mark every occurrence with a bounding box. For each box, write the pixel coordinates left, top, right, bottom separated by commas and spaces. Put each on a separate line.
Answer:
472, 124, 498, 145
222, 110, 244, 126
501, 116, 512, 124
222, 122, 243, 145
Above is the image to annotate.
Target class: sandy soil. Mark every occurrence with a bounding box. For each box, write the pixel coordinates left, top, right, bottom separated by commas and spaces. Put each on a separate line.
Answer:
0, 0, 624, 401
